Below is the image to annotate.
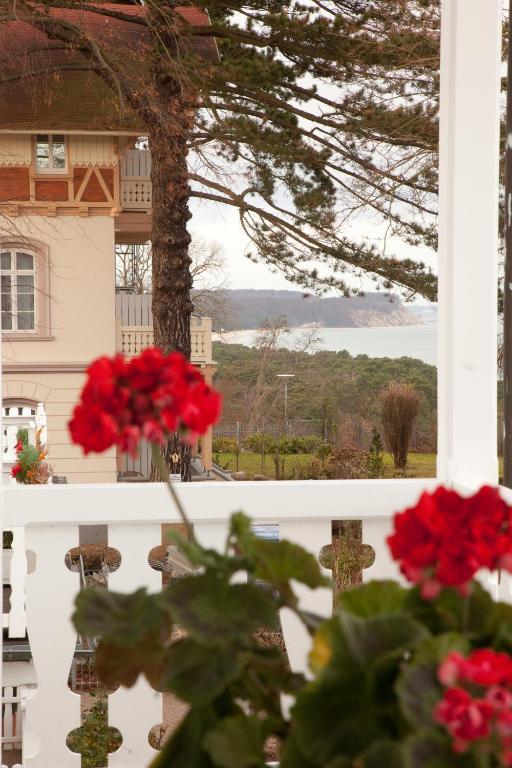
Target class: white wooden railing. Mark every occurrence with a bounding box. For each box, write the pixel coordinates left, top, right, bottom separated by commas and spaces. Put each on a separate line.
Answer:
120, 149, 152, 211
1, 477, 442, 766
118, 317, 213, 364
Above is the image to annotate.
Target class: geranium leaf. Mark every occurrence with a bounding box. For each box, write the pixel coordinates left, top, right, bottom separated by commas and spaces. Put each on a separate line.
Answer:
248, 539, 328, 590
338, 610, 428, 666
395, 634, 467, 729
203, 714, 268, 768
149, 707, 217, 768
291, 670, 385, 763
95, 635, 166, 689
358, 741, 406, 768
279, 731, 320, 768
404, 728, 459, 768
162, 638, 243, 705
231, 511, 328, 590
73, 588, 169, 645
163, 573, 278, 643
339, 581, 407, 618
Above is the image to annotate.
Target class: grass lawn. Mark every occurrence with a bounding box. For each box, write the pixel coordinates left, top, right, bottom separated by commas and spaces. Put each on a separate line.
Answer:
214, 451, 437, 480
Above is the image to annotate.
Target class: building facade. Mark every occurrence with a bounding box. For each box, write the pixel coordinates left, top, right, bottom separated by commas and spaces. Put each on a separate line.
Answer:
0, 12, 217, 482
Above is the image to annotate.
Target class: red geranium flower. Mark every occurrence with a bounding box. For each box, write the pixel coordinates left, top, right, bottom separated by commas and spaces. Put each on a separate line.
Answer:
435, 649, 512, 765
434, 687, 493, 753
69, 348, 222, 456
387, 486, 512, 596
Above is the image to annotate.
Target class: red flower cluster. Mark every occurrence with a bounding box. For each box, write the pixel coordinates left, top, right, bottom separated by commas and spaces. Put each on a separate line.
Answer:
69, 348, 222, 456
10, 439, 25, 479
435, 649, 512, 764
387, 486, 512, 598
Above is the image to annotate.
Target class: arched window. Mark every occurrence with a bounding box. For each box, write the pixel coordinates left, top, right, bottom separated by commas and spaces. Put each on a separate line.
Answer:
1, 250, 35, 331
2, 401, 37, 460
0, 240, 50, 338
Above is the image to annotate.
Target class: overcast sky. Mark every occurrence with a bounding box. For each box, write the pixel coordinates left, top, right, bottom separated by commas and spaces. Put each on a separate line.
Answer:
190, 197, 438, 302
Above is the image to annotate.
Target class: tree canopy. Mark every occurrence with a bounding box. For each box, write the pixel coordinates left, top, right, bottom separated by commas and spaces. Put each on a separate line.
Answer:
0, 0, 440, 302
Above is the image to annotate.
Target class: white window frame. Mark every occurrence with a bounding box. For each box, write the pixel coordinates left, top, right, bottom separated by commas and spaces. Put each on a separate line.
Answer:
0, 250, 36, 333
34, 134, 67, 174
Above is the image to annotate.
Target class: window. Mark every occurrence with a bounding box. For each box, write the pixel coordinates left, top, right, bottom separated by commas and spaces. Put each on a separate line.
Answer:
35, 134, 66, 173
1, 251, 35, 331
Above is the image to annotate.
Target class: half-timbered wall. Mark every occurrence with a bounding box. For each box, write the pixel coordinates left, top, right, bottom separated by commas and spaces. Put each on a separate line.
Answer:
0, 133, 122, 215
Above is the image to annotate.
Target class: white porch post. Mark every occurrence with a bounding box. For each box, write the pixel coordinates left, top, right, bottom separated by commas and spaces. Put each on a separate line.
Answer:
437, 0, 502, 486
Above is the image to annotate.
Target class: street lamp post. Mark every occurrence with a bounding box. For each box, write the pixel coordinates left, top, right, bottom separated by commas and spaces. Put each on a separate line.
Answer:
276, 374, 295, 434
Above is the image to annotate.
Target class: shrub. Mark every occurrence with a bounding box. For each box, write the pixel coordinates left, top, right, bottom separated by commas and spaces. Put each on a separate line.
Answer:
367, 428, 384, 478
67, 692, 121, 767
212, 436, 238, 453
381, 382, 420, 470
243, 433, 277, 454
316, 442, 332, 460
293, 447, 367, 480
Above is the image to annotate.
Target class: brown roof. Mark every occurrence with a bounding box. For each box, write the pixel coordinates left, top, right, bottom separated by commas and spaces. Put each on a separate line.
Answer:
0, 4, 216, 132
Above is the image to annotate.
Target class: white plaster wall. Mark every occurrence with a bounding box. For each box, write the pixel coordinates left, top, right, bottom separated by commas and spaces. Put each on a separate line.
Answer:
2, 215, 116, 363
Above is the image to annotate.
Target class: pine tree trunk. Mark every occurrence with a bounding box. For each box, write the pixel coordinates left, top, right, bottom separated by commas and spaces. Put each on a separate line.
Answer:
147, 4, 194, 481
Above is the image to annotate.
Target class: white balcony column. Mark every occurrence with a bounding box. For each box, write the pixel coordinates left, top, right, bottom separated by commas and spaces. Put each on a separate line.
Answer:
437, 0, 502, 486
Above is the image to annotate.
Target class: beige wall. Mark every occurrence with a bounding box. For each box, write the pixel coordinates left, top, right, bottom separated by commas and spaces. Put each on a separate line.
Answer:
2, 215, 116, 363
2, 214, 117, 482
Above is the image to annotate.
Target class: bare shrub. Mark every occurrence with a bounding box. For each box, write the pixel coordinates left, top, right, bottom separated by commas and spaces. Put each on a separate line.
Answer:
381, 383, 420, 470
292, 447, 367, 480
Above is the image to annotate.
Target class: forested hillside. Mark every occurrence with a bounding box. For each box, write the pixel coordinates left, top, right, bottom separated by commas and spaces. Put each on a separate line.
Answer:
213, 342, 437, 451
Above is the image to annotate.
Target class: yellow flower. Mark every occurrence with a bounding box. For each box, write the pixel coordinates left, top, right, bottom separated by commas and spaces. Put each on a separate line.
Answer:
309, 629, 332, 672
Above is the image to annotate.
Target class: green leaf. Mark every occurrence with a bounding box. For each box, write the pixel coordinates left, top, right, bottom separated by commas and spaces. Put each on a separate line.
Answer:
231, 511, 328, 590
203, 715, 268, 768
73, 588, 169, 645
167, 530, 239, 575
163, 572, 278, 644
95, 634, 166, 689
291, 670, 385, 763
279, 731, 320, 768
149, 707, 217, 768
162, 638, 243, 705
249, 539, 328, 590
338, 610, 428, 667
404, 729, 461, 768
405, 582, 497, 641
358, 740, 406, 768
338, 581, 407, 618
396, 634, 468, 729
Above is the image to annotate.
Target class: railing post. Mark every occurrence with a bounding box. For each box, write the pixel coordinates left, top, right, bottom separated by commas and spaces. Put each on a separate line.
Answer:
437, 0, 502, 486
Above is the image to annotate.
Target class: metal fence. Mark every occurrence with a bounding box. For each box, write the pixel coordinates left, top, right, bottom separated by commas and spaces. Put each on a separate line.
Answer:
214, 420, 324, 441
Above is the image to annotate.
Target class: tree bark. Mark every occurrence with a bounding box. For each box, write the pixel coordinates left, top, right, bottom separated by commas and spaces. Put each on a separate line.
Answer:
148, 3, 194, 480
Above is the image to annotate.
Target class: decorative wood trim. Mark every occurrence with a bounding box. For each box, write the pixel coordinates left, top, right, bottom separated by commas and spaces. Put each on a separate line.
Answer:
94, 167, 114, 204
2, 334, 54, 341
74, 166, 94, 203
3, 363, 87, 373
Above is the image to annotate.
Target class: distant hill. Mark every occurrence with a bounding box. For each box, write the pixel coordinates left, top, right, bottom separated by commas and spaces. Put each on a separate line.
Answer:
203, 289, 423, 330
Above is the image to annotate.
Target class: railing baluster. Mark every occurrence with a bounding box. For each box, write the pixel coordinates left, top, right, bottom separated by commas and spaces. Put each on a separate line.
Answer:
108, 524, 161, 767
24, 525, 80, 768
8, 527, 26, 638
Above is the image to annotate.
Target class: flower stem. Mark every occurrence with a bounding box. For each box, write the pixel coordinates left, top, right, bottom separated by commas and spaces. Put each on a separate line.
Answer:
151, 443, 196, 543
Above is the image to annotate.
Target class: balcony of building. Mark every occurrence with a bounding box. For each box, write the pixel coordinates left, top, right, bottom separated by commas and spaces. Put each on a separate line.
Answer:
114, 292, 213, 368
114, 292, 217, 481
115, 149, 153, 245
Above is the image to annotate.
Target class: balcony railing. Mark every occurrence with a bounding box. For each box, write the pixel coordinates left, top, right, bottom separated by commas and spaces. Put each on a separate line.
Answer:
120, 179, 152, 210
116, 316, 213, 365
1, 477, 441, 766
120, 149, 152, 211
